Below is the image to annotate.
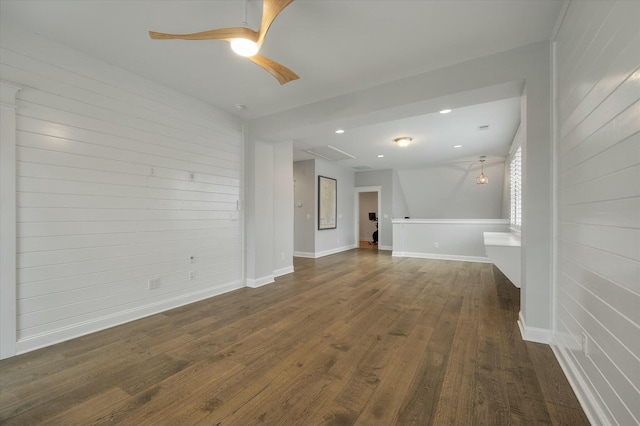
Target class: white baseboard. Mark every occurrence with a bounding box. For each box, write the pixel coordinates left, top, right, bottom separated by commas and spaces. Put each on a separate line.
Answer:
273, 265, 294, 278
551, 344, 608, 426
517, 311, 552, 344
392, 251, 492, 263
315, 244, 357, 258
246, 274, 275, 288
379, 245, 392, 251
16, 280, 244, 355
294, 244, 357, 259
293, 251, 315, 258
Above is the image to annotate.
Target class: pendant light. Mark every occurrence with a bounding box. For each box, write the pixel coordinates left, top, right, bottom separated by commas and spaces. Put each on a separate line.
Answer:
476, 156, 488, 185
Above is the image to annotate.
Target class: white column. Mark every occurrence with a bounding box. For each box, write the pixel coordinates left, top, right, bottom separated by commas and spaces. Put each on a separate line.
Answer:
0, 80, 21, 359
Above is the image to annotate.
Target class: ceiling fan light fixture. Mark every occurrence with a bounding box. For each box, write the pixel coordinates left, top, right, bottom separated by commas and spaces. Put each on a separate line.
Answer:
394, 137, 412, 147
230, 38, 259, 57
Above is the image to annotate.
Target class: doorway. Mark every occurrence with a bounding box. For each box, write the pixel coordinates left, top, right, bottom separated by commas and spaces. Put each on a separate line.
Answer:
354, 186, 381, 251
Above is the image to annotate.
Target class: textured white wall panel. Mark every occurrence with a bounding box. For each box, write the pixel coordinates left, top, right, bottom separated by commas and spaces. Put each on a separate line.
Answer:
1, 26, 243, 354
554, 1, 640, 424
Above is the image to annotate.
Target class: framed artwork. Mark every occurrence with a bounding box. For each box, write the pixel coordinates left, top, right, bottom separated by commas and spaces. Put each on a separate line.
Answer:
318, 175, 337, 230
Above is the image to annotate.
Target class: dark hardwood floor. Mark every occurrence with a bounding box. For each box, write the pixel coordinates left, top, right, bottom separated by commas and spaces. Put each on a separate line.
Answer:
0, 250, 589, 425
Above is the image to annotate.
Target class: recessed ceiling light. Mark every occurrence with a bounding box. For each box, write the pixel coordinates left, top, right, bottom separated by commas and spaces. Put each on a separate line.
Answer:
454, 145, 462, 148
439, 109, 452, 114
335, 129, 345, 134
377, 154, 384, 158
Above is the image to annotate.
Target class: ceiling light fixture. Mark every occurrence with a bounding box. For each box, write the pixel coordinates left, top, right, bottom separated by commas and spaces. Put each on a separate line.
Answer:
476, 156, 489, 185
377, 154, 384, 158
394, 137, 412, 147
230, 1, 259, 57
439, 109, 452, 114
454, 145, 462, 148
335, 129, 345, 134
230, 38, 259, 57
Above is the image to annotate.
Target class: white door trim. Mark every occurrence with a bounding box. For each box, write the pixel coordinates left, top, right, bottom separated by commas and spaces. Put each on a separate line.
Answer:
354, 186, 382, 246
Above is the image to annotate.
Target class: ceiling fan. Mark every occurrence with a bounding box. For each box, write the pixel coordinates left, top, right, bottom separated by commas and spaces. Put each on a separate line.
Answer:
149, 0, 299, 85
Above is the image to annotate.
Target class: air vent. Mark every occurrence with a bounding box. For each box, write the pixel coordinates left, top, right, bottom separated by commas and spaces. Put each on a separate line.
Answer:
352, 165, 373, 171
304, 145, 355, 161
478, 124, 490, 130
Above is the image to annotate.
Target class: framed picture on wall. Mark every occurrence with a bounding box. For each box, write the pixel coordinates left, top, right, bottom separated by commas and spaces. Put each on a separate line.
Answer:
318, 176, 337, 230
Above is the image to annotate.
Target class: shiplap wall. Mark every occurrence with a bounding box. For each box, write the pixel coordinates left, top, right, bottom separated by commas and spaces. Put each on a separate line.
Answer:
554, 1, 639, 424
0, 27, 243, 354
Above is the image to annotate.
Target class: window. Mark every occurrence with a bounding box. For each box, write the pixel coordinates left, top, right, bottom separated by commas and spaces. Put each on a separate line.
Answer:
510, 146, 522, 231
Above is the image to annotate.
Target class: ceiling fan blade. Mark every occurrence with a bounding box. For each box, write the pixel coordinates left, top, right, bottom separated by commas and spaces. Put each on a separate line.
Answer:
257, 0, 295, 46
247, 54, 299, 85
149, 27, 258, 42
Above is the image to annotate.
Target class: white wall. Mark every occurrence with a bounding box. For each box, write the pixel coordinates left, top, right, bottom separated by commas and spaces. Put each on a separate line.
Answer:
391, 169, 410, 219
272, 141, 294, 277
293, 159, 356, 257
293, 160, 315, 255
392, 219, 510, 262
315, 159, 356, 255
0, 25, 244, 355
358, 192, 378, 242
397, 161, 506, 218
245, 138, 274, 287
0, 81, 20, 359
553, 1, 640, 425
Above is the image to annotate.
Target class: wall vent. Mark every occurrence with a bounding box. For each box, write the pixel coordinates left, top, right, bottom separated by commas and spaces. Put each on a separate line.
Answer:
352, 165, 373, 171
478, 124, 490, 130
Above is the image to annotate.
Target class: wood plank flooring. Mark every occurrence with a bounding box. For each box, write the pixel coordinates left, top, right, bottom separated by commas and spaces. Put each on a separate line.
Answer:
0, 250, 589, 425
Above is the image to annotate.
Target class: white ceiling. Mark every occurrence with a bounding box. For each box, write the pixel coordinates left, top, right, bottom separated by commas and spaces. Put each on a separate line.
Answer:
294, 96, 522, 169
0, 0, 563, 170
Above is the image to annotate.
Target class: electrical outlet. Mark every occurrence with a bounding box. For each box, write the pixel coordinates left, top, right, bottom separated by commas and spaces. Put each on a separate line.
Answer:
188, 171, 195, 182
434, 242, 439, 248
150, 167, 156, 176
281, 252, 285, 260
189, 255, 195, 264
189, 271, 196, 280
581, 331, 589, 356
147, 278, 160, 290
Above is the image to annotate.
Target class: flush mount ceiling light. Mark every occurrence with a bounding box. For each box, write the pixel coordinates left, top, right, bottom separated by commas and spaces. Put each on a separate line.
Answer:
476, 156, 489, 185
394, 137, 412, 147
454, 144, 462, 148
335, 129, 345, 134
377, 154, 384, 158
439, 109, 452, 114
